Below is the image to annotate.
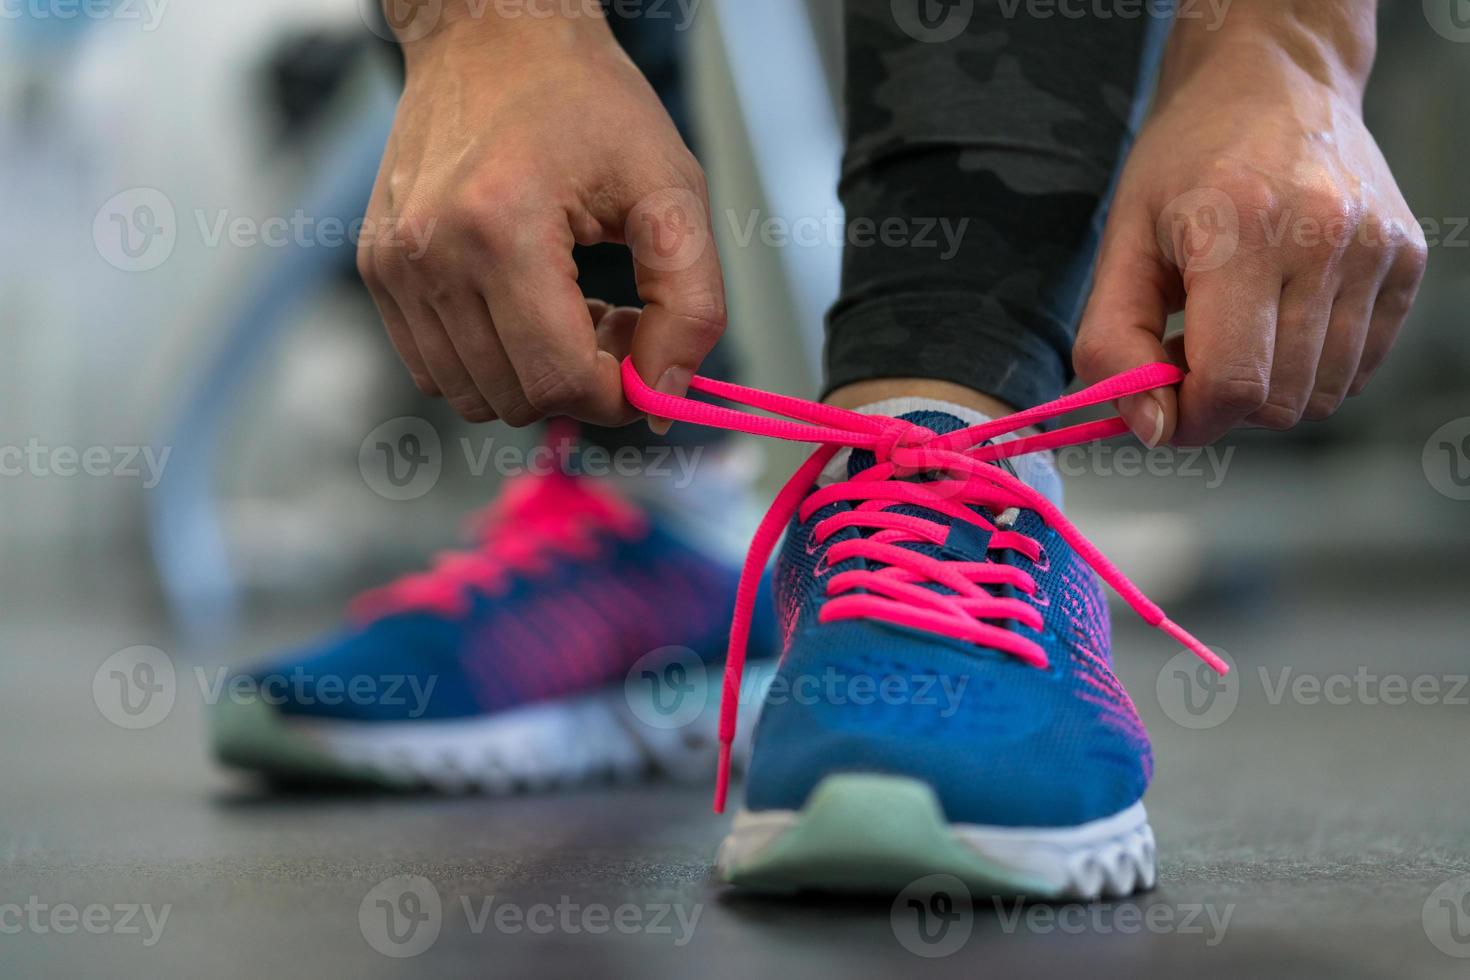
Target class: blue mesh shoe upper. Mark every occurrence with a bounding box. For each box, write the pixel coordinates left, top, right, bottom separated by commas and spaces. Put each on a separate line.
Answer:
744, 412, 1153, 828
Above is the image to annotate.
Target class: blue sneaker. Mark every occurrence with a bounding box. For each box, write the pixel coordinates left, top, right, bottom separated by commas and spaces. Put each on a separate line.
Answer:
718, 409, 1155, 896
617, 356, 1225, 898
211, 465, 773, 792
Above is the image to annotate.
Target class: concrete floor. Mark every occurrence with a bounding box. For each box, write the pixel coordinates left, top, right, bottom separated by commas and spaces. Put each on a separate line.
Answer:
4, 576, 1469, 979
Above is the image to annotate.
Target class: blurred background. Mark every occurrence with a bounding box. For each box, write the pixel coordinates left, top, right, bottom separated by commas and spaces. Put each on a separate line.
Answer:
2, 2, 1469, 977
2, 0, 1466, 639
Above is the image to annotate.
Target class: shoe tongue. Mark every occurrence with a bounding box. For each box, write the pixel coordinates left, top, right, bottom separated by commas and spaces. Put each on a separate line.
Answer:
845, 409, 999, 481
819, 399, 1062, 509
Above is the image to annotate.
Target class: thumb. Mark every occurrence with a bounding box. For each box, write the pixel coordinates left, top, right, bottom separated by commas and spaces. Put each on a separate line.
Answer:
624, 182, 727, 435
1074, 216, 1178, 448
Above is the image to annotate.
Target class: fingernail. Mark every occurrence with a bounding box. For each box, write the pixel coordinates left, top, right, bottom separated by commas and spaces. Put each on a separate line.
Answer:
1142, 391, 1166, 448
648, 366, 690, 436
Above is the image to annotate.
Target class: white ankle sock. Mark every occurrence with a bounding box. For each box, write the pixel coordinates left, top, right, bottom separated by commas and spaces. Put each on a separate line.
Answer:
818, 397, 1064, 509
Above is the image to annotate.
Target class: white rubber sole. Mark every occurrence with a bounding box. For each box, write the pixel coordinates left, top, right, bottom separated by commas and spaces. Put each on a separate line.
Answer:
717, 774, 1156, 899
212, 662, 772, 794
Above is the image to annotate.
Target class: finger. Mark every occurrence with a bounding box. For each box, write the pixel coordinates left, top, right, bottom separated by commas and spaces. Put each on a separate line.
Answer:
359, 255, 438, 396
1172, 258, 1281, 446
396, 292, 495, 422
1350, 239, 1428, 396
1073, 209, 1179, 447
1246, 275, 1333, 430
480, 217, 632, 426
435, 292, 545, 425
624, 184, 727, 435
1303, 282, 1376, 420
595, 305, 641, 363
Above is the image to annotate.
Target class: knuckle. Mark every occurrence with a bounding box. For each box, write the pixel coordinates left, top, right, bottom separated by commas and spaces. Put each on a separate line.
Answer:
355, 244, 379, 287
1252, 399, 1303, 430
680, 302, 727, 345
1212, 171, 1279, 219
447, 393, 493, 423
1400, 238, 1430, 283
1304, 390, 1344, 421
1204, 371, 1270, 415
521, 366, 594, 415
498, 399, 543, 429
393, 209, 439, 261
1071, 331, 1111, 379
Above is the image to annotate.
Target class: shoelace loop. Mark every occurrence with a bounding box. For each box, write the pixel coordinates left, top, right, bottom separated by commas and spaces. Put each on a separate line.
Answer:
620, 357, 1228, 814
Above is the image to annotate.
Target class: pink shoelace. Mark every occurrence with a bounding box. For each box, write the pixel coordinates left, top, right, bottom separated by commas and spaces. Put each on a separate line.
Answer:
619, 357, 1228, 812
350, 462, 647, 623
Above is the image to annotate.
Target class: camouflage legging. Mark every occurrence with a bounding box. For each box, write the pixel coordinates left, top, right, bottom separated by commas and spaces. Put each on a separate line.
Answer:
826, 0, 1172, 409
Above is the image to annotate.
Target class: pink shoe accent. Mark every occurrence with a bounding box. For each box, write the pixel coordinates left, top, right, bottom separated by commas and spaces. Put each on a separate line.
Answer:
349, 451, 648, 623
618, 357, 1228, 813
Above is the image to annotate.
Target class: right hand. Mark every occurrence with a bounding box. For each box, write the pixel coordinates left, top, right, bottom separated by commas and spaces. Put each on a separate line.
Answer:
359, 5, 725, 429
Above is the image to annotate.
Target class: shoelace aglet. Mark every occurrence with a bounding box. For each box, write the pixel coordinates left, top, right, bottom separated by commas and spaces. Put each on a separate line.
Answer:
1160, 618, 1229, 674
713, 742, 732, 814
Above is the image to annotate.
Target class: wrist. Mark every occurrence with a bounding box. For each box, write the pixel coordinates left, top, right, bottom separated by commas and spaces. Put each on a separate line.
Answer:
392, 0, 616, 69
1158, 1, 1376, 107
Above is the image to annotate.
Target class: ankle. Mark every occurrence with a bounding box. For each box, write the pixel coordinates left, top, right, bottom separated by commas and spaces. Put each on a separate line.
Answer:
825, 378, 1018, 419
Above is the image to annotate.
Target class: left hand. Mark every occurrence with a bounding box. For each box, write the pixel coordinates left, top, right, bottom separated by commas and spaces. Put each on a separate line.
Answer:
1073, 15, 1428, 447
